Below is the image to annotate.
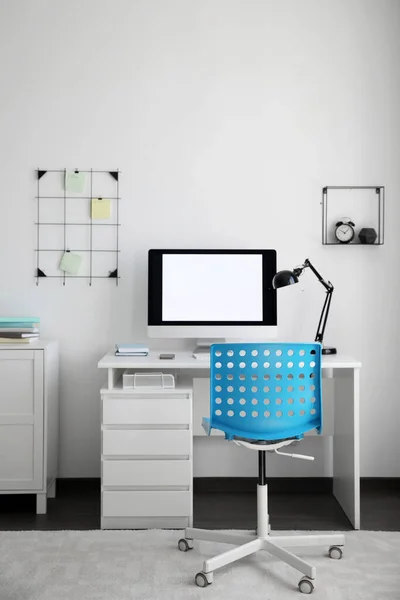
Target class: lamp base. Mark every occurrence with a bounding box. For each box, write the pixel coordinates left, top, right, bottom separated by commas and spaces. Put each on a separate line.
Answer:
322, 346, 337, 355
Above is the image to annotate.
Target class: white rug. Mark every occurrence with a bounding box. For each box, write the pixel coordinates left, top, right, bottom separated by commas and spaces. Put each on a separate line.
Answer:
0, 529, 399, 599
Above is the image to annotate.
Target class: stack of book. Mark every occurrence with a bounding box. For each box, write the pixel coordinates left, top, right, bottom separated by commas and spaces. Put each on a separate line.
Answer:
115, 343, 149, 357
0, 317, 40, 344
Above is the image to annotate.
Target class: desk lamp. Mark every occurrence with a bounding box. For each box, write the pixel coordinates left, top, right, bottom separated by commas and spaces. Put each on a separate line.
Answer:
272, 258, 337, 355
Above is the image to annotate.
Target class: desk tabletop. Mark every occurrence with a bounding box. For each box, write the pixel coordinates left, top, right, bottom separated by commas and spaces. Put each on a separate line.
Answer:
98, 350, 362, 370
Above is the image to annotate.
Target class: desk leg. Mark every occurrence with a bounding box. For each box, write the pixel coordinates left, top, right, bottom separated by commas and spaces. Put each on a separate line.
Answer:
333, 368, 360, 529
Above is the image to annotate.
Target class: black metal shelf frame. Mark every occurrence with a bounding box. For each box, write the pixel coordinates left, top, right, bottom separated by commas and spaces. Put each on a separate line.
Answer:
322, 186, 384, 246
36, 169, 121, 285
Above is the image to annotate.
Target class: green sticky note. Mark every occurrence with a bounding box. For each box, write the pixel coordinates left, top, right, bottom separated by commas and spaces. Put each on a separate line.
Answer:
59, 252, 83, 275
91, 198, 111, 220
65, 170, 86, 194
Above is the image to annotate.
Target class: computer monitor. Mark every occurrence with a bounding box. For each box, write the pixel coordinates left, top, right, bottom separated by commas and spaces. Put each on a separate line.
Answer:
147, 249, 277, 342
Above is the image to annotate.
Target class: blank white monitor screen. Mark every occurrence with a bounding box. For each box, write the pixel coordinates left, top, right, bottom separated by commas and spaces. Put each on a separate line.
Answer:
147, 249, 277, 338
162, 254, 263, 322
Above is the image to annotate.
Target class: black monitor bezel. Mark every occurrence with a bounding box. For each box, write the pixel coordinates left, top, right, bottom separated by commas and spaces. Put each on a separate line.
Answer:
148, 249, 277, 326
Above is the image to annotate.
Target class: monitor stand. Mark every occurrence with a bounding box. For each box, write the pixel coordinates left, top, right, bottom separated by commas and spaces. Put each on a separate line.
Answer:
192, 339, 226, 359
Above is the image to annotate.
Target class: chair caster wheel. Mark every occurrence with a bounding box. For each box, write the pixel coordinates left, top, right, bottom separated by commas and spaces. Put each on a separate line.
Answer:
328, 545, 343, 559
298, 577, 314, 594
178, 538, 193, 552
195, 572, 212, 587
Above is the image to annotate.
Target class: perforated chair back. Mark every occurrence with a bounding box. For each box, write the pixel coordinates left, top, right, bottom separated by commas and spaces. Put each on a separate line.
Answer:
208, 342, 322, 441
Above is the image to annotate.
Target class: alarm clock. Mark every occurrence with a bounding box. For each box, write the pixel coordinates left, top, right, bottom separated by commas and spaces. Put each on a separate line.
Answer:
335, 218, 355, 244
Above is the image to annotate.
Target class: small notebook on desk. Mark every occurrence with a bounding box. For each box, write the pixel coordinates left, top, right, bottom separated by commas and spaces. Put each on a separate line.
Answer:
115, 344, 149, 357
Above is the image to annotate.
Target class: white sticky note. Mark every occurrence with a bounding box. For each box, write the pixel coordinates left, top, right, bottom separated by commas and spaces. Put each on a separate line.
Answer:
65, 170, 86, 194
59, 252, 83, 275
91, 198, 111, 220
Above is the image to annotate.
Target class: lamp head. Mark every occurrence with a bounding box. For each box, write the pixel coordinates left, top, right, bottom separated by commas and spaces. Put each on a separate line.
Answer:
272, 269, 300, 289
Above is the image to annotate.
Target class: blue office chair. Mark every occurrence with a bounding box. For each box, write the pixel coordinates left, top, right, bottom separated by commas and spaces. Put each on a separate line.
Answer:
178, 342, 345, 594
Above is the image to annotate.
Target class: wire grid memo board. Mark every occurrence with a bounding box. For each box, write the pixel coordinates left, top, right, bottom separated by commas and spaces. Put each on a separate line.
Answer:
35, 169, 120, 285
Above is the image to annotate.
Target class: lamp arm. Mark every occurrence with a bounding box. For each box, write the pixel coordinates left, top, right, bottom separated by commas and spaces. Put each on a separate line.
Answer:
296, 259, 334, 346
315, 288, 333, 344
303, 259, 334, 292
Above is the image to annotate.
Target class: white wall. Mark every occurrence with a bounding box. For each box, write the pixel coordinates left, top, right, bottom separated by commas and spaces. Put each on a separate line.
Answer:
0, 0, 399, 478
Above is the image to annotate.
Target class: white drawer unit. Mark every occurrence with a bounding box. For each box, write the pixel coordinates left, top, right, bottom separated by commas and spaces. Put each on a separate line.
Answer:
101, 381, 193, 529
102, 460, 191, 487
102, 490, 191, 517
103, 429, 191, 457
0, 341, 59, 514
103, 396, 191, 426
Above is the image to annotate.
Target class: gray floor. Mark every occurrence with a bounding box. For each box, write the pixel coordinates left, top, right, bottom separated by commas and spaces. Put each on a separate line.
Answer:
1, 529, 399, 600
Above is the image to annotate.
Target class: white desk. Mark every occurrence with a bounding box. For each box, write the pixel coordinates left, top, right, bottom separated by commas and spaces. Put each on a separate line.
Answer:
98, 351, 361, 529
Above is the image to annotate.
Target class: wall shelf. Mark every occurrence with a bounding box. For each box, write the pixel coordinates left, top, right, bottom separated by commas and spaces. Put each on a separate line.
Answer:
322, 186, 384, 245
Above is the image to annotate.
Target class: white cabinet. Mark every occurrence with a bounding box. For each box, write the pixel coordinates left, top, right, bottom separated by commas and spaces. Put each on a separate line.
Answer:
0, 341, 59, 514
101, 383, 193, 529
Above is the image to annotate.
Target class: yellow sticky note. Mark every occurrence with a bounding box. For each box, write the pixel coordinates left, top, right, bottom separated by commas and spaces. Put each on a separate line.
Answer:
91, 198, 111, 220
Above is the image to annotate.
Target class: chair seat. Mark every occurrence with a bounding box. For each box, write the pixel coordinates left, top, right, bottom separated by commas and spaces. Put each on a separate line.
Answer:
233, 438, 296, 452
202, 417, 310, 441
234, 436, 296, 445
